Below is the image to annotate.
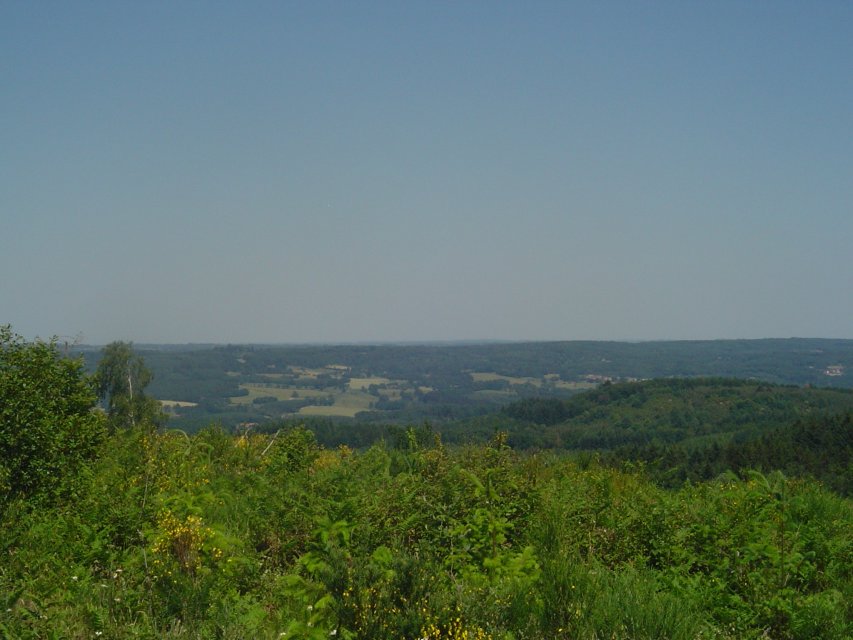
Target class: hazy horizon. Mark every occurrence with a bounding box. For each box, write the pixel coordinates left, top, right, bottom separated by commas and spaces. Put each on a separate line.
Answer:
3, 3, 852, 344
53, 336, 853, 351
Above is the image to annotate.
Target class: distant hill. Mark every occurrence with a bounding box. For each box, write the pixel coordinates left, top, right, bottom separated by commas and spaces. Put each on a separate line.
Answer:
78, 339, 853, 430
500, 377, 853, 450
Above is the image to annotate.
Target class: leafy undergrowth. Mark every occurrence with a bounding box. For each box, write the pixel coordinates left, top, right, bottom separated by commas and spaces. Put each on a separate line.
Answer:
1, 426, 850, 639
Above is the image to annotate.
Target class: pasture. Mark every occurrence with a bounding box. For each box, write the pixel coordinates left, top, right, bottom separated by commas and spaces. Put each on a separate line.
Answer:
229, 384, 330, 405
298, 391, 374, 417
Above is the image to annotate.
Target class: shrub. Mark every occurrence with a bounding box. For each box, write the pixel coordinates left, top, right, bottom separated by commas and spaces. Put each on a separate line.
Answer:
0, 325, 106, 505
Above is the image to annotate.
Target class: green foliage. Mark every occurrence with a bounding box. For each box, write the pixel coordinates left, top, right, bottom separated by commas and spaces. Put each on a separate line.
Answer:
611, 411, 853, 495
4, 330, 851, 637
502, 396, 571, 425
1, 410, 851, 638
0, 325, 106, 505
95, 340, 165, 430
265, 425, 321, 477
503, 377, 853, 451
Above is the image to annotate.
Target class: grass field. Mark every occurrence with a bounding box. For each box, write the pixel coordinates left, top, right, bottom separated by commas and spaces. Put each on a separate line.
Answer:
223, 368, 590, 420
471, 371, 596, 391
348, 376, 392, 390
298, 391, 374, 418
470, 371, 538, 385
289, 365, 349, 379
228, 381, 376, 418
552, 380, 597, 390
159, 400, 198, 408
229, 384, 330, 405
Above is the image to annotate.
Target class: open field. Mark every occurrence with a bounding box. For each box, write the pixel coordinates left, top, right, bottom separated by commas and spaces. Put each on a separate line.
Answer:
348, 376, 393, 390
470, 371, 539, 385
229, 384, 330, 405
552, 380, 597, 390
470, 371, 596, 391
290, 365, 349, 378
297, 391, 374, 417
159, 400, 198, 408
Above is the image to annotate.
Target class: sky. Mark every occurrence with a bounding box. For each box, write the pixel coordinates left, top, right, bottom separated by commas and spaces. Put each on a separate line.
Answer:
2, 1, 852, 344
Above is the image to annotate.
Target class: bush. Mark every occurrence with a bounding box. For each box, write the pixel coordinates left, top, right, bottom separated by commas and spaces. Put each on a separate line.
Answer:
0, 326, 106, 504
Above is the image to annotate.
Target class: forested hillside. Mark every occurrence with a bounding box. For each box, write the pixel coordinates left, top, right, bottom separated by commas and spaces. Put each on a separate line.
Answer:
77, 339, 853, 430
4, 330, 852, 638
499, 377, 853, 449
608, 412, 853, 496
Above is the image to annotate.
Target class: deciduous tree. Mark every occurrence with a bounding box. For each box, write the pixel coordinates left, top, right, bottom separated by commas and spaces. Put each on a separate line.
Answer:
95, 341, 164, 429
0, 325, 106, 502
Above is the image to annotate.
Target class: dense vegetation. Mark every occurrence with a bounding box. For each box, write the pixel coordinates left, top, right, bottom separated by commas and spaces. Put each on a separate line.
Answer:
2, 426, 851, 639
0, 327, 106, 502
77, 339, 853, 430
607, 412, 853, 496
3, 330, 852, 638
499, 377, 853, 450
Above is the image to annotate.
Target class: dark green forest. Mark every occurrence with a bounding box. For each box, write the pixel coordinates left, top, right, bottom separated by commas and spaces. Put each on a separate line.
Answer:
498, 377, 853, 449
3, 329, 852, 639
606, 412, 853, 496
77, 339, 853, 431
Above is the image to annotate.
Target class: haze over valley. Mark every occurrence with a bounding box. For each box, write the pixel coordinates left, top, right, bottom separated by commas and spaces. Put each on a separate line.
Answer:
3, 4, 853, 639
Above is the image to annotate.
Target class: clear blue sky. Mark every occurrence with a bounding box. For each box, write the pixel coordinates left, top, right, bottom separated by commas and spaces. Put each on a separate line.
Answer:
2, 2, 852, 344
